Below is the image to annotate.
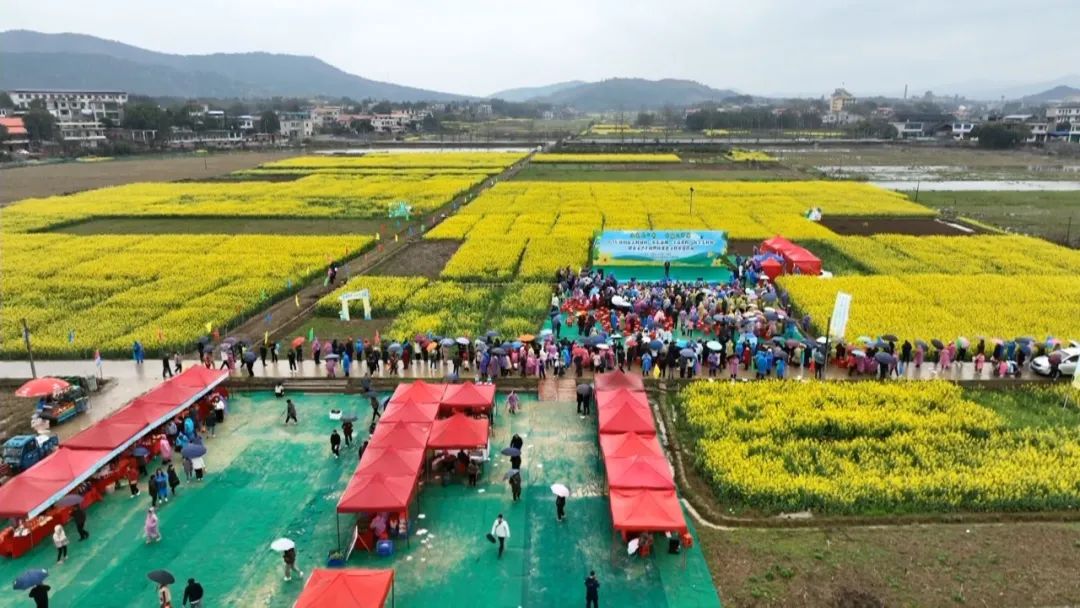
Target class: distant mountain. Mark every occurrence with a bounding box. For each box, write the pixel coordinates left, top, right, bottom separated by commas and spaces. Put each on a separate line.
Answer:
489, 81, 586, 102
0, 30, 466, 102
927, 75, 1080, 101
1023, 85, 1080, 104
531, 78, 738, 111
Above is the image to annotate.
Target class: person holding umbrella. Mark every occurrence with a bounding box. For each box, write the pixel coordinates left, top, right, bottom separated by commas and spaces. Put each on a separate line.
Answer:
552, 484, 569, 521
29, 582, 50, 608
282, 546, 302, 581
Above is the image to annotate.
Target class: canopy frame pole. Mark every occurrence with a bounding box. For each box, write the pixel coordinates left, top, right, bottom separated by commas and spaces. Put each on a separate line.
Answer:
336, 512, 341, 551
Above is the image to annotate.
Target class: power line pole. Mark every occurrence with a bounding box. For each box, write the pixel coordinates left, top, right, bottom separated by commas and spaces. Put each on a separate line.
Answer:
21, 318, 37, 379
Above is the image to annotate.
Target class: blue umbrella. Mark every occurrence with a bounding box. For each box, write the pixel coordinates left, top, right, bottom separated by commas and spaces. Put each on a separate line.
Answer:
501, 447, 520, 457
675, 339, 688, 348
486, 330, 499, 338
13, 569, 48, 590
510, 341, 523, 349
181, 444, 206, 459
679, 348, 696, 358
388, 343, 402, 354
133, 446, 149, 458
491, 347, 507, 356
440, 338, 455, 347
192, 435, 203, 445
648, 339, 663, 351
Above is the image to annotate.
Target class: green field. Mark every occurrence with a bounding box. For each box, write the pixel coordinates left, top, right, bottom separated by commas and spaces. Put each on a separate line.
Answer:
913, 190, 1080, 247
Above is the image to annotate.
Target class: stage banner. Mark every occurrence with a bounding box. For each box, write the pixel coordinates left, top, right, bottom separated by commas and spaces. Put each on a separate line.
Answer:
592, 230, 728, 266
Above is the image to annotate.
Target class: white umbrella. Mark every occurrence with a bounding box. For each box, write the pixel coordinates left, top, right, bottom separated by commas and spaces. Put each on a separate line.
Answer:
270, 538, 295, 552
627, 538, 640, 555
550, 483, 570, 497
595, 343, 610, 350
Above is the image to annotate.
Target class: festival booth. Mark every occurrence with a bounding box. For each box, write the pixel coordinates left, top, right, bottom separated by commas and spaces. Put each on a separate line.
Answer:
759, 257, 784, 281
609, 488, 688, 538
783, 247, 822, 276
604, 455, 676, 490
427, 413, 490, 451
389, 380, 446, 404
379, 399, 440, 424
439, 382, 496, 416
369, 422, 434, 450
593, 370, 645, 393
294, 568, 395, 608
597, 392, 656, 436
599, 433, 665, 460
761, 235, 796, 255
0, 366, 228, 559
356, 447, 426, 477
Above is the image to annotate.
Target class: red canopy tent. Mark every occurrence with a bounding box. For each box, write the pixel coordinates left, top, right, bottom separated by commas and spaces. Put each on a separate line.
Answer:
783, 247, 822, 276
439, 382, 496, 413
108, 399, 180, 428
170, 365, 229, 388
596, 388, 649, 411
593, 371, 645, 393
337, 472, 418, 513
63, 417, 149, 452
600, 433, 664, 460
761, 235, 796, 255
604, 455, 675, 490
0, 448, 112, 518
356, 447, 425, 477
760, 257, 784, 281
294, 568, 395, 608
609, 488, 687, 533
379, 399, 439, 424
598, 399, 656, 435
389, 381, 446, 404
427, 413, 490, 449
369, 422, 433, 450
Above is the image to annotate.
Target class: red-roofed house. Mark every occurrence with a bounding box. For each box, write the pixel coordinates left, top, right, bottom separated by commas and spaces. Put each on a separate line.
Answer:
0, 116, 29, 152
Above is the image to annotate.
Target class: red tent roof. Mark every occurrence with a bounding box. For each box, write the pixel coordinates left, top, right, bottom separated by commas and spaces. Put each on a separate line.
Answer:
784, 247, 820, 262
369, 422, 432, 449
337, 472, 417, 513
604, 455, 675, 490
760, 257, 783, 269
109, 399, 178, 428
593, 371, 645, 393
761, 235, 795, 254
600, 433, 664, 460
169, 365, 228, 388
596, 388, 649, 411
379, 399, 439, 424
63, 417, 149, 451
598, 400, 656, 435
427, 413, 490, 449
295, 568, 394, 608
0, 448, 112, 518
609, 488, 687, 533
356, 447, 425, 477
390, 381, 446, 404
440, 382, 496, 410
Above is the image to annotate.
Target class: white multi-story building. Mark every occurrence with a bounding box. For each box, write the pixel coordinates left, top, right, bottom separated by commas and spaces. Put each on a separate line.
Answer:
829, 88, 855, 113
1046, 104, 1080, 125
370, 111, 422, 133
821, 110, 860, 126
311, 105, 343, 127
950, 121, 978, 140
9, 89, 128, 123
57, 121, 107, 147
167, 128, 246, 148
238, 115, 258, 131
278, 111, 314, 139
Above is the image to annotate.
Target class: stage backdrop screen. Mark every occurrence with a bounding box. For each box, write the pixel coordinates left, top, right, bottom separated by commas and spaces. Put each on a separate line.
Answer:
592, 230, 728, 267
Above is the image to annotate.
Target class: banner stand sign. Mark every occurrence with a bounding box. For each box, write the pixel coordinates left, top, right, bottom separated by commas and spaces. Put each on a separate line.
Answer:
339, 289, 371, 321
591, 230, 728, 267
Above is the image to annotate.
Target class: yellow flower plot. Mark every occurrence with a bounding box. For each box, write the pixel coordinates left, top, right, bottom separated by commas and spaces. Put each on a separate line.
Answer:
725, 149, 777, 162
679, 381, 1080, 514
531, 153, 682, 163
259, 151, 527, 170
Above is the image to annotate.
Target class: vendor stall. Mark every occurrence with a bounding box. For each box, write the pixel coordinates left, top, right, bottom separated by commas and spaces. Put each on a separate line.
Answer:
389, 380, 446, 404
379, 399, 440, 425
593, 370, 645, 393
604, 455, 676, 490
609, 488, 688, 536
294, 568, 395, 608
599, 432, 665, 460
438, 382, 496, 414
598, 397, 656, 435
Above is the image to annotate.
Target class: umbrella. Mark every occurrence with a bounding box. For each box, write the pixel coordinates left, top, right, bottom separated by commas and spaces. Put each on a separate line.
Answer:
857, 336, 873, 344
596, 343, 610, 350
611, 295, 630, 308
991, 337, 1004, 345
12, 569, 48, 591
585, 336, 605, 347
771, 336, 785, 345
324, 353, 340, 360
510, 341, 523, 349
816, 336, 827, 344
881, 334, 898, 342
133, 446, 150, 458
550, 483, 570, 498
649, 339, 663, 351
706, 341, 722, 351
772, 347, 785, 357
501, 447, 521, 457
785, 339, 802, 349
55, 494, 82, 508
627, 538, 641, 555
874, 351, 892, 364
851, 349, 866, 357
474, 342, 488, 352
388, 343, 403, 354
181, 444, 207, 459
576, 384, 591, 395
1015, 336, 1035, 344
243, 351, 257, 363
341, 414, 359, 423
957, 337, 970, 349
931, 339, 945, 349
764, 311, 779, 321
191, 435, 204, 445
486, 330, 499, 338
675, 339, 688, 349
502, 468, 521, 481
1020, 343, 1033, 355
270, 538, 295, 552
147, 570, 175, 585
14, 377, 70, 398
679, 348, 695, 358
915, 339, 928, 349
762, 292, 778, 302
452, 337, 467, 346
491, 347, 507, 356
539, 329, 553, 337
519, 334, 535, 342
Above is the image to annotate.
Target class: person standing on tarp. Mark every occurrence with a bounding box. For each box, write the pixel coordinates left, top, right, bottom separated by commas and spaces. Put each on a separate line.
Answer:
585, 571, 600, 608
490, 514, 510, 559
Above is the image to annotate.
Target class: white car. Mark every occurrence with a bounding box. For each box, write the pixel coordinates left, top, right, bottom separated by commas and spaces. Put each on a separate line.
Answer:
1031, 343, 1080, 377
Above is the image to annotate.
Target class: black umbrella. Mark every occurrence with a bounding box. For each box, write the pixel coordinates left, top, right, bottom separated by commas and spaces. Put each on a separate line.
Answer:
491, 347, 507, 356
181, 444, 206, 459
341, 414, 359, 423
585, 336, 605, 347
576, 384, 592, 395
874, 351, 892, 364
914, 339, 928, 349
931, 339, 945, 349
881, 334, 898, 342
242, 350, 257, 363
147, 570, 175, 585
55, 494, 82, 508
501, 447, 521, 457
502, 468, 521, 481
12, 568, 48, 591
774, 349, 789, 360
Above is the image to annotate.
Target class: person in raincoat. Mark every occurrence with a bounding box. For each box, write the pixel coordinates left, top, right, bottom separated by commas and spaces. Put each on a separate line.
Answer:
311, 338, 321, 366
914, 343, 925, 369
145, 507, 161, 543
507, 390, 520, 415
52, 524, 69, 563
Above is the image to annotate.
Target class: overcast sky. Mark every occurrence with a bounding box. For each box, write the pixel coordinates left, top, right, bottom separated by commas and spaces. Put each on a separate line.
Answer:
7, 0, 1079, 97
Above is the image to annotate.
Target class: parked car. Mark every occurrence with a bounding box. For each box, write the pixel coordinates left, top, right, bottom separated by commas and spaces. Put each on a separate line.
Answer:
1031, 344, 1080, 377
